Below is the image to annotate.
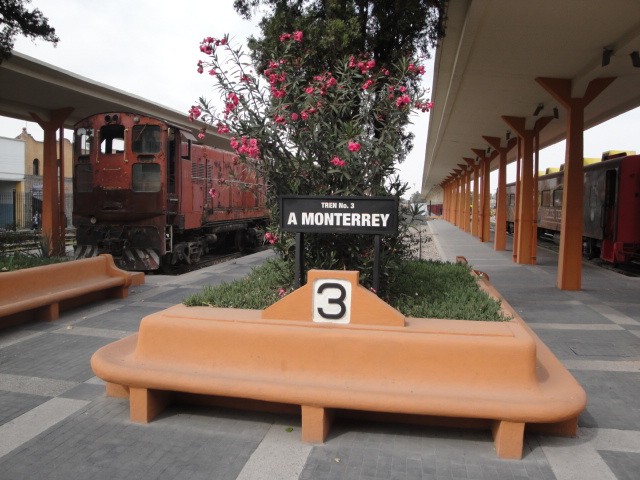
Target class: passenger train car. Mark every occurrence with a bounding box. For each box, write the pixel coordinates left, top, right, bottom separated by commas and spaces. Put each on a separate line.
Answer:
72, 112, 268, 271
506, 151, 640, 265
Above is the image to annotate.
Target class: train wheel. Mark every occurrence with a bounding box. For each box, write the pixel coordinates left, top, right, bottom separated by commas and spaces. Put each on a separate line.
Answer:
235, 228, 259, 253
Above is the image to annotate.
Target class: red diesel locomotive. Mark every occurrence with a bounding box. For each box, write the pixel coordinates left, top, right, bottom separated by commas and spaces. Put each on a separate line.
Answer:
505, 151, 640, 265
72, 112, 268, 271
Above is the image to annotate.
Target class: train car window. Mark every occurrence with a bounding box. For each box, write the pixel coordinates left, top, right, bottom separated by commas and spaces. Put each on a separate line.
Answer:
553, 188, 563, 207
132, 163, 161, 192
100, 125, 125, 154
75, 128, 93, 156
75, 164, 93, 192
132, 125, 161, 153
541, 190, 551, 207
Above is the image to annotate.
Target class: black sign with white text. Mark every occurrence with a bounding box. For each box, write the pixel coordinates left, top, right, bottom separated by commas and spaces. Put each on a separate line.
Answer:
280, 195, 399, 235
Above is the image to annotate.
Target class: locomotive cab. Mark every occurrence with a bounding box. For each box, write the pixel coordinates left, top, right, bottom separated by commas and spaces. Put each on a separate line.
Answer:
73, 112, 268, 271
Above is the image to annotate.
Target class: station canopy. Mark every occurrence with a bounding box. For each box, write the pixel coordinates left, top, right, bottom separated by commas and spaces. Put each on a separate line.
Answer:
0, 51, 228, 150
422, 0, 640, 196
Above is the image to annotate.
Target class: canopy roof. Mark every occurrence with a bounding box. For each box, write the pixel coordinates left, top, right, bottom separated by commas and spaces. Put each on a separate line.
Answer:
0, 51, 228, 150
422, 0, 640, 196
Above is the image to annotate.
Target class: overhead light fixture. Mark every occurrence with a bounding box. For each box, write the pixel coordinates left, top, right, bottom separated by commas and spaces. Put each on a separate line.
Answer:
631, 51, 640, 68
602, 47, 614, 67
533, 103, 544, 116
553, 107, 559, 119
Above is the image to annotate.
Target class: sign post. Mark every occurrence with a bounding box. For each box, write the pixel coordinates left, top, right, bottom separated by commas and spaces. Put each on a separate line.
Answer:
280, 195, 399, 291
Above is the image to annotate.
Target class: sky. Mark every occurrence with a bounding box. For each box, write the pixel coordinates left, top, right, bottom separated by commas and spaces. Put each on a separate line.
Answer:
1, 0, 639, 197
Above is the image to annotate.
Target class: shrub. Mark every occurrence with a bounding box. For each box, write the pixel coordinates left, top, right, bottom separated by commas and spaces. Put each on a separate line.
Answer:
192, 32, 432, 295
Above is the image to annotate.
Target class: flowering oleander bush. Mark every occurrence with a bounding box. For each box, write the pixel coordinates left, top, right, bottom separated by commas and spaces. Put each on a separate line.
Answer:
192, 32, 432, 295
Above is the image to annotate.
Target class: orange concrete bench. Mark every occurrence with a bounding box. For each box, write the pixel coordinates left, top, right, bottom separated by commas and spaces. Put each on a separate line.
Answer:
0, 254, 144, 328
91, 269, 585, 459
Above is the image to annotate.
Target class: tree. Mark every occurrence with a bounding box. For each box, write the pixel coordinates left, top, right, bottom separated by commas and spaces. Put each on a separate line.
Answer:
0, 0, 59, 63
233, 0, 446, 72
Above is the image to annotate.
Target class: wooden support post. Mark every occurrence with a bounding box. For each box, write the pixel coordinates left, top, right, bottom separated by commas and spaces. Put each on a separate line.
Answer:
30, 108, 73, 256
503, 117, 537, 264
536, 77, 616, 290
483, 137, 517, 251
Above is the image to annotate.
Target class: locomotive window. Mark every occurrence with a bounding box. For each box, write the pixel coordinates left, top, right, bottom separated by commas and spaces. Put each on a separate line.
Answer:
132, 125, 161, 154
553, 188, 563, 207
75, 164, 93, 192
75, 128, 93, 156
132, 163, 161, 192
100, 124, 125, 154
541, 190, 551, 207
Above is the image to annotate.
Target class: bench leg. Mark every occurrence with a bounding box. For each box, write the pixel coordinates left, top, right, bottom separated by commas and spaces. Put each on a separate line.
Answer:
492, 420, 525, 459
36, 303, 59, 321
129, 387, 171, 423
301, 405, 333, 443
106, 382, 129, 398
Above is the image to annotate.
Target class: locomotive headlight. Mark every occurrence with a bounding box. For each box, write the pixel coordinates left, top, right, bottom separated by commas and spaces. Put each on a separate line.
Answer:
90, 216, 97, 224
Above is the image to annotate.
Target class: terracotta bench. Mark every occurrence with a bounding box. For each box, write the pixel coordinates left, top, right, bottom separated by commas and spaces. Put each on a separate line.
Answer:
0, 254, 144, 328
91, 269, 585, 459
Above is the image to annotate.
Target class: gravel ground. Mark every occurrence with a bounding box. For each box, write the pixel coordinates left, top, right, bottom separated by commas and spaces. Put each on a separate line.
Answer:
407, 220, 443, 261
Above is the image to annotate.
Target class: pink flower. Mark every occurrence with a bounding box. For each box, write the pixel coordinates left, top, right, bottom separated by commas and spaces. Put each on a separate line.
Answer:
216, 122, 229, 134
188, 106, 201, 122
274, 114, 286, 124
278, 288, 287, 296
265, 232, 278, 244
396, 94, 411, 108
362, 79, 374, 90
198, 132, 205, 140
331, 156, 346, 167
301, 111, 309, 120
208, 188, 217, 198
347, 140, 361, 153
230, 137, 239, 149
305, 86, 315, 94
208, 68, 216, 76
279, 32, 291, 42
291, 112, 299, 121
293, 31, 303, 42
196, 60, 204, 74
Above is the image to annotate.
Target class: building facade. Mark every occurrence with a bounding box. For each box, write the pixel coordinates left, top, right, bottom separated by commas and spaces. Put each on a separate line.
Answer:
0, 128, 73, 230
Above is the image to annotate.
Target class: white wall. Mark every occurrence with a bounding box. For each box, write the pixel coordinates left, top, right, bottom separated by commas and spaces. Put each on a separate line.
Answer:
0, 136, 26, 181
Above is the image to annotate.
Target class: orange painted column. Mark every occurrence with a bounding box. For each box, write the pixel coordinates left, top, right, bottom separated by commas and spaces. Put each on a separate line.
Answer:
536, 77, 616, 290
484, 137, 516, 251
458, 170, 469, 231
441, 181, 448, 221
453, 170, 462, 227
513, 141, 521, 261
480, 155, 492, 242
459, 164, 470, 233
503, 116, 536, 264
464, 167, 471, 233
465, 157, 480, 238
31, 108, 73, 256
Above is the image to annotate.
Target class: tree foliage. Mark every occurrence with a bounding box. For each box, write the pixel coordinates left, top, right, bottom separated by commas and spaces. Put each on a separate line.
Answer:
233, 0, 447, 72
0, 0, 59, 63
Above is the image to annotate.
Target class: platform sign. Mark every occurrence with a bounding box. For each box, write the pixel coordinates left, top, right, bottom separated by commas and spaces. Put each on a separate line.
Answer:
279, 195, 399, 291
280, 195, 398, 235
312, 278, 352, 323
